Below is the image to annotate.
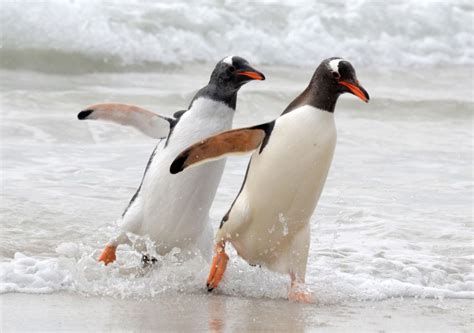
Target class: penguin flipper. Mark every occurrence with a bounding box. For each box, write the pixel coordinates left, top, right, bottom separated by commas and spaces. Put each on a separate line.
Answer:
78, 103, 173, 139
170, 121, 274, 174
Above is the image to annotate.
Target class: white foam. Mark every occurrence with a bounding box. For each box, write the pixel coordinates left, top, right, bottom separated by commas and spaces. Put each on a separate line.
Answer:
55, 243, 81, 258
0, 1, 472, 70
1, 240, 472, 301
0, 253, 70, 294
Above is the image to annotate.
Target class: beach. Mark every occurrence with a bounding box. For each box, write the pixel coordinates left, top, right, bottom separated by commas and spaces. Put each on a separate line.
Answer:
1, 65, 472, 331
2, 294, 472, 332
1, 1, 473, 332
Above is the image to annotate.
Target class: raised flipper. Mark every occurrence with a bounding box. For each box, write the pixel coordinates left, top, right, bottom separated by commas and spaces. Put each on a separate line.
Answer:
170, 121, 274, 174
78, 103, 174, 139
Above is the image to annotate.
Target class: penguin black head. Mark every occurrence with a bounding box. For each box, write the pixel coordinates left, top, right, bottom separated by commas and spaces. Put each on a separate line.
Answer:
283, 57, 369, 114
211, 55, 265, 88
320, 57, 370, 103
192, 56, 265, 109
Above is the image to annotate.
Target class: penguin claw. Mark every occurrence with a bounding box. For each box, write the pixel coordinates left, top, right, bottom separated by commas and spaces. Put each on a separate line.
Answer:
206, 250, 229, 292
206, 282, 215, 292
141, 254, 158, 268
98, 245, 116, 265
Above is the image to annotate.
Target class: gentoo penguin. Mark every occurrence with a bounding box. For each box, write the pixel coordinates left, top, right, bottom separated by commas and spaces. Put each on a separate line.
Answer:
170, 58, 369, 302
78, 56, 264, 265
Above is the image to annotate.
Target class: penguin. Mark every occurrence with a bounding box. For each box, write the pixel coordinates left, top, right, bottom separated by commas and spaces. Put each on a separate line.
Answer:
170, 58, 369, 302
78, 56, 265, 265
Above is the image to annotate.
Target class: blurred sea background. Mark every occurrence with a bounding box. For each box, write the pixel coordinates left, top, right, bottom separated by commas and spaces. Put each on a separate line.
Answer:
0, 0, 473, 307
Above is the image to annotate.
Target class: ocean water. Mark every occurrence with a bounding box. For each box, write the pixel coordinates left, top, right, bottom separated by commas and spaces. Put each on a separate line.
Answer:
0, 1, 473, 303
1, 0, 473, 71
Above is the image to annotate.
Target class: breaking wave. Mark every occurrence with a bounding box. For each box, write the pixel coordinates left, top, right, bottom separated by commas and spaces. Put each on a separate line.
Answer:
1, 0, 473, 72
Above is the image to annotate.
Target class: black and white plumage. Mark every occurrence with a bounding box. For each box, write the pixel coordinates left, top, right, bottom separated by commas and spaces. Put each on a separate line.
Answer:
78, 56, 264, 264
171, 58, 369, 302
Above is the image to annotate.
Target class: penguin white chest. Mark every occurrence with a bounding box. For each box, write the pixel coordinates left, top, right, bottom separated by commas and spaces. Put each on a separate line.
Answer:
121, 98, 234, 252
248, 105, 336, 220
222, 106, 336, 268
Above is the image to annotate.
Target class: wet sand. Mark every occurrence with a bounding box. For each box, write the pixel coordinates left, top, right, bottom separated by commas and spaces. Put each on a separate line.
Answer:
1, 293, 472, 332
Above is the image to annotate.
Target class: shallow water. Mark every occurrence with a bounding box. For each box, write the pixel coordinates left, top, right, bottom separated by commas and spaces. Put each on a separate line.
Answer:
3, 294, 472, 332
0, 64, 472, 302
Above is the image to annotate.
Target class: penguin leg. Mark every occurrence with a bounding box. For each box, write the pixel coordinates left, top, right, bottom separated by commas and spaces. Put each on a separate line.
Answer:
206, 241, 229, 292
288, 273, 313, 303
287, 225, 314, 303
98, 232, 131, 265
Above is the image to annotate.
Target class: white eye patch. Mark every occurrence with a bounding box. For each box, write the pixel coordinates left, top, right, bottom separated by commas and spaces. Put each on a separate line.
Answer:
328, 58, 343, 75
223, 55, 234, 65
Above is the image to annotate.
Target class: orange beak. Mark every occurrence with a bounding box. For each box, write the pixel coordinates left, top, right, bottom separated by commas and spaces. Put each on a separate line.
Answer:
237, 71, 265, 81
339, 81, 370, 103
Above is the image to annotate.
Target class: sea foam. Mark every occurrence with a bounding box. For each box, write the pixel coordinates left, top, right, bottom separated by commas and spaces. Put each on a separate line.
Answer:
1, 240, 472, 302
1, 0, 472, 72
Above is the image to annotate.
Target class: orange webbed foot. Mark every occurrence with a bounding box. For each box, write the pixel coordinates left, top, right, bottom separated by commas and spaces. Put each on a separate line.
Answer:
288, 289, 314, 303
206, 242, 229, 292
289, 272, 314, 303
98, 245, 116, 265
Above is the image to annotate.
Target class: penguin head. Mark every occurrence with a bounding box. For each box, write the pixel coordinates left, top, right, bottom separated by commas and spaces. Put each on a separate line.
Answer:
209, 55, 265, 92
321, 57, 370, 103
189, 56, 264, 110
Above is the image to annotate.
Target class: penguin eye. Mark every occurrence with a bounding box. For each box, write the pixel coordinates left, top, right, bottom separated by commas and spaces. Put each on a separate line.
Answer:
228, 66, 236, 73
332, 71, 341, 79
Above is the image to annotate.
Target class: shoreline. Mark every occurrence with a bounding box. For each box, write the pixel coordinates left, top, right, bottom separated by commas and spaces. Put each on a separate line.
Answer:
1, 66, 472, 332
1, 293, 472, 332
